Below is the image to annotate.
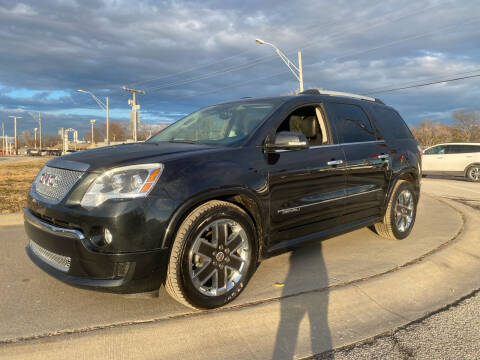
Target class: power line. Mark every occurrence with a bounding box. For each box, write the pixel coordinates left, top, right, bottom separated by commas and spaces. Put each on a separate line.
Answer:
365, 68, 480, 94
127, 1, 403, 88
143, 1, 443, 92
164, 20, 478, 101
168, 69, 291, 101
364, 73, 480, 95
327, 17, 479, 64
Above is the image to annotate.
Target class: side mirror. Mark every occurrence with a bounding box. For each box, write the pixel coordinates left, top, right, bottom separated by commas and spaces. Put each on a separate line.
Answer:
265, 131, 309, 152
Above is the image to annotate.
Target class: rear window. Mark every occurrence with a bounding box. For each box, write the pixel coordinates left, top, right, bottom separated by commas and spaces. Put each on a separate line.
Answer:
371, 106, 413, 141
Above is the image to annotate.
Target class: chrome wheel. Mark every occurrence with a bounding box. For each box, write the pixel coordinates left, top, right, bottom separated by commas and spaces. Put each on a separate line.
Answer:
468, 166, 480, 181
188, 219, 250, 297
394, 189, 414, 233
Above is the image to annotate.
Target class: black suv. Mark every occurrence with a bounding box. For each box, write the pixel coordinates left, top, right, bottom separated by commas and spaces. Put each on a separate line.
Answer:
25, 89, 421, 309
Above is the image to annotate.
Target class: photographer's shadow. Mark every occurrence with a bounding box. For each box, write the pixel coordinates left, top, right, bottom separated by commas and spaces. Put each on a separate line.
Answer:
273, 242, 331, 359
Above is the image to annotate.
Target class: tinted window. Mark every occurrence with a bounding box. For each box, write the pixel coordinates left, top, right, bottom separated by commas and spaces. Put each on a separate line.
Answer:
371, 106, 412, 141
446, 145, 480, 154
446, 145, 460, 154
329, 103, 376, 143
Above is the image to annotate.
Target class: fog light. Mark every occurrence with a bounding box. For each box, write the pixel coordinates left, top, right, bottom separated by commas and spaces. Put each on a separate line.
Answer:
113, 262, 130, 277
104, 228, 113, 245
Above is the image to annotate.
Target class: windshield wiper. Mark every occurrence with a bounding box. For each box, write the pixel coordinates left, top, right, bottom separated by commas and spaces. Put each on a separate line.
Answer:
168, 139, 199, 144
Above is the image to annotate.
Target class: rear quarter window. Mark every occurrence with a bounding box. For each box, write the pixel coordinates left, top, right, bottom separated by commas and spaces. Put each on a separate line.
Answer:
459, 145, 480, 153
370, 105, 413, 142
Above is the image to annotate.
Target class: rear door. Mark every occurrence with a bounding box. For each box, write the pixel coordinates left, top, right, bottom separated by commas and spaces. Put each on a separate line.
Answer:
325, 101, 390, 221
444, 145, 480, 174
444, 145, 465, 173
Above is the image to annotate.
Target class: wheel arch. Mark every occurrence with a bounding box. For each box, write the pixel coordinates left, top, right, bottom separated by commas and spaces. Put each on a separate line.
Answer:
161, 187, 265, 256
464, 162, 480, 176
383, 168, 419, 214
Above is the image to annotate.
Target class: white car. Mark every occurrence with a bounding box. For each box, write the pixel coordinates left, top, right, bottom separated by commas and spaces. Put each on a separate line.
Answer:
422, 143, 480, 181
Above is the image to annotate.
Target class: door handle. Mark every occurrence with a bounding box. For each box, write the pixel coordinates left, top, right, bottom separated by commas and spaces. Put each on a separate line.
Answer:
327, 159, 343, 166
377, 154, 390, 160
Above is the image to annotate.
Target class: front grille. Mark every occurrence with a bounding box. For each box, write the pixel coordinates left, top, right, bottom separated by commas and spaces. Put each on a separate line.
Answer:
35, 166, 83, 203
29, 240, 71, 272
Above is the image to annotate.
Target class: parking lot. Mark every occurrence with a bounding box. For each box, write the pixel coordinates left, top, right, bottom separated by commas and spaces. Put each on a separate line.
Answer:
0, 177, 478, 359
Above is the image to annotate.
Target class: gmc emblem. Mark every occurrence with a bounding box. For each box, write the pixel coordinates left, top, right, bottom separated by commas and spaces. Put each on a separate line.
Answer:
39, 173, 59, 187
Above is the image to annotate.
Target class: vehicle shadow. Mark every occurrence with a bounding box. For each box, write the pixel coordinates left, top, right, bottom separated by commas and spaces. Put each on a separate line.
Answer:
424, 175, 472, 183
272, 242, 331, 359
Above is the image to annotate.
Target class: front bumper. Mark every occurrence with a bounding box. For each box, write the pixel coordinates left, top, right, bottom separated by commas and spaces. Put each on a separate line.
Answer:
24, 208, 169, 293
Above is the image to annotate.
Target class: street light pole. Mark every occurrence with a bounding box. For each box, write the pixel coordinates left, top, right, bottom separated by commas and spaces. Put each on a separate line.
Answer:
255, 38, 304, 92
1, 121, 4, 156
78, 90, 110, 145
28, 112, 43, 150
39, 112, 42, 150
8, 115, 22, 155
90, 119, 96, 144
106, 96, 109, 144
298, 51, 303, 92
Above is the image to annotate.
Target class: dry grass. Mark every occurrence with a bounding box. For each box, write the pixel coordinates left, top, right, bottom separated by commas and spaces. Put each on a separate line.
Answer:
0, 158, 50, 214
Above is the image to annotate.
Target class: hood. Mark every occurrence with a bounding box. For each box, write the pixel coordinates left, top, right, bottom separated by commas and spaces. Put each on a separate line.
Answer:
46, 142, 217, 172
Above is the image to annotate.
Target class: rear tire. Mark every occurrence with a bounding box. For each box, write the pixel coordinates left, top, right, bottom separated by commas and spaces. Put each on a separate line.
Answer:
165, 200, 257, 309
374, 180, 417, 240
466, 165, 480, 182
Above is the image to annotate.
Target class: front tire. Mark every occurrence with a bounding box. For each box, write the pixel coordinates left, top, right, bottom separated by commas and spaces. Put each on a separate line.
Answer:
374, 180, 417, 240
466, 165, 480, 182
165, 200, 257, 309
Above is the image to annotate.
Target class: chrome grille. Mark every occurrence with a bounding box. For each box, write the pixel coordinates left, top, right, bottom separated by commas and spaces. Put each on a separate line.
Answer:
29, 240, 71, 272
35, 166, 83, 203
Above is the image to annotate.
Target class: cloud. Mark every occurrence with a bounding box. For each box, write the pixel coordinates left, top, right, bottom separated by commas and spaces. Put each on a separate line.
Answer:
0, 0, 479, 134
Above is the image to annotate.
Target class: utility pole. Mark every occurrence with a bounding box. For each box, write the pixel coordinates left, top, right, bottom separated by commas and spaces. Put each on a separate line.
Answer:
34, 128, 38, 149
8, 116, 22, 155
122, 86, 145, 142
90, 119, 96, 144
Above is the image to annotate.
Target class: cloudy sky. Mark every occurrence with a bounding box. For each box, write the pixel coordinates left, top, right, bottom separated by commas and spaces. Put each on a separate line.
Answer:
0, 0, 479, 137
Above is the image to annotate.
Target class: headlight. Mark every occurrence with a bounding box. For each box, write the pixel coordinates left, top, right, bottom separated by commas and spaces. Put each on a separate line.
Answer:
81, 163, 164, 207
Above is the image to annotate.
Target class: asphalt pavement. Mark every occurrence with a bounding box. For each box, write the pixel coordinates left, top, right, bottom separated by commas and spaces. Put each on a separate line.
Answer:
0, 177, 478, 359
314, 177, 480, 360
314, 289, 480, 360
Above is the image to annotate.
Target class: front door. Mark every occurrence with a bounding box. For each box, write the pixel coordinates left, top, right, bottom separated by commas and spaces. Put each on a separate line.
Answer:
266, 105, 347, 250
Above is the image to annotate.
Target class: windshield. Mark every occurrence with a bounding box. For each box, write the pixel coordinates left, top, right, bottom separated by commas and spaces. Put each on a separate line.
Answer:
147, 101, 278, 146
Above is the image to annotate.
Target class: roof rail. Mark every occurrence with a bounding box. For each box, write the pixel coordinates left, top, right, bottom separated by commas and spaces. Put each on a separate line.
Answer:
298, 88, 384, 104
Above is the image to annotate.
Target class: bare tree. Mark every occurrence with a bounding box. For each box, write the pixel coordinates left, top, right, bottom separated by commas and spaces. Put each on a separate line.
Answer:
43, 134, 62, 148
410, 110, 480, 147
84, 121, 128, 142
20, 130, 34, 148
452, 109, 480, 142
